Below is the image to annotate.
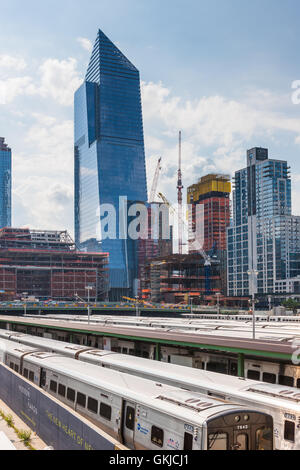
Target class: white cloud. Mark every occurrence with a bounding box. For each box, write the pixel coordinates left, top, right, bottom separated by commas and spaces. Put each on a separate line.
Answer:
77, 37, 93, 53
35, 58, 83, 106
13, 114, 74, 233
0, 55, 27, 71
141, 81, 300, 205
0, 76, 35, 104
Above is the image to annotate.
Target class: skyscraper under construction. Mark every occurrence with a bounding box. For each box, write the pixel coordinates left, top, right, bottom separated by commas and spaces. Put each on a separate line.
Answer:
187, 174, 231, 254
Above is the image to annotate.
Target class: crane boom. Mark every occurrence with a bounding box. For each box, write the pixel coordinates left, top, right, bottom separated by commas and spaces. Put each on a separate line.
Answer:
149, 157, 162, 203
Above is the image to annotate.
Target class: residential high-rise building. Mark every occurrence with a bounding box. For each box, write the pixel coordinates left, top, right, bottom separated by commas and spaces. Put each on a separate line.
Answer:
74, 29, 147, 300
227, 147, 300, 297
187, 174, 231, 253
0, 137, 11, 228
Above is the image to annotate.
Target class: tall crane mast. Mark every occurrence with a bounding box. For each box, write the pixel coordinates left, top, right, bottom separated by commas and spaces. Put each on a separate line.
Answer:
177, 131, 184, 255
149, 157, 162, 203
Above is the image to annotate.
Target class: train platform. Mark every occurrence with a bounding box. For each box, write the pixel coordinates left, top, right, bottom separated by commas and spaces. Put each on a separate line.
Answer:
0, 398, 47, 450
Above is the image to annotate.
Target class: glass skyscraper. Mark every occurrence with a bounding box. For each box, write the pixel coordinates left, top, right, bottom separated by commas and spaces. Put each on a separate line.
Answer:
227, 147, 300, 296
0, 138, 11, 228
74, 29, 147, 299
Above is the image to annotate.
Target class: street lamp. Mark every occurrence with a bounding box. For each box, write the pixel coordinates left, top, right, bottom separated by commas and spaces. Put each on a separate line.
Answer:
268, 295, 272, 315
190, 296, 194, 316
22, 292, 28, 317
215, 292, 221, 319
85, 286, 93, 325
247, 270, 259, 340
135, 296, 140, 318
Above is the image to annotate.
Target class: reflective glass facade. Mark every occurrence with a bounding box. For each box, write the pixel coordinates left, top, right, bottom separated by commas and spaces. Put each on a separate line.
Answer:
74, 30, 147, 298
227, 148, 300, 296
0, 138, 11, 228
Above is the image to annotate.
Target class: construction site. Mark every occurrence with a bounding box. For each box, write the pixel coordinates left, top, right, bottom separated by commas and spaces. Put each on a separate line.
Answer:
138, 134, 236, 306
0, 228, 109, 301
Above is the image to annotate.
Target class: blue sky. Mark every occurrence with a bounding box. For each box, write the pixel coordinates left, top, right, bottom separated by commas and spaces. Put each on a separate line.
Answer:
0, 0, 300, 236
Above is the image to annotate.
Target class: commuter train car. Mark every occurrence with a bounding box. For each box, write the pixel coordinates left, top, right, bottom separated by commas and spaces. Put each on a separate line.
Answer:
1, 327, 300, 388
0, 331, 299, 449
0, 339, 273, 451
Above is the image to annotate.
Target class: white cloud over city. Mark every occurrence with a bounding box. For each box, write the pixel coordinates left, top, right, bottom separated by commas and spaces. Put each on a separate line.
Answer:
1, 48, 300, 238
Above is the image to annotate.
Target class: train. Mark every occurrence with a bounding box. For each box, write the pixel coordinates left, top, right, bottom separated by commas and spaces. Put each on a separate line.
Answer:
3, 315, 300, 388
0, 329, 298, 450
0, 338, 273, 451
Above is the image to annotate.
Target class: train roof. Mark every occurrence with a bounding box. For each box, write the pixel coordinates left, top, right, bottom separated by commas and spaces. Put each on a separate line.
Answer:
22, 350, 257, 426
0, 338, 39, 358
79, 350, 300, 411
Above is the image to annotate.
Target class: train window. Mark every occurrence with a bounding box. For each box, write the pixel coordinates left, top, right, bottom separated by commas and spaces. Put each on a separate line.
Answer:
14, 365, 19, 373
125, 407, 135, 430
23, 368, 29, 379
9, 362, 14, 370
207, 362, 228, 374
50, 380, 57, 393
100, 403, 112, 421
58, 384, 66, 397
208, 433, 228, 451
262, 373, 276, 384
247, 370, 260, 381
76, 392, 86, 408
151, 426, 164, 448
279, 375, 294, 387
256, 427, 273, 450
184, 432, 193, 451
284, 421, 295, 443
67, 388, 75, 402
87, 397, 98, 414
235, 434, 249, 450
29, 371, 34, 383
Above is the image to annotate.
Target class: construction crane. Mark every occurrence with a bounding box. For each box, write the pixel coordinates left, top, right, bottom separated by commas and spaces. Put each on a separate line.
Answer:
149, 157, 162, 203
177, 132, 183, 255
158, 192, 212, 295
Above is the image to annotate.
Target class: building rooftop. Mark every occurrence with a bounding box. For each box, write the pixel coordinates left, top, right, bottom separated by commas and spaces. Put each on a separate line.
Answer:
0, 138, 11, 152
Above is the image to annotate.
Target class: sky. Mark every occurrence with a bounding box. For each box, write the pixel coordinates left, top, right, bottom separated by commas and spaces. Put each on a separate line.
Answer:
1, 0, 300, 238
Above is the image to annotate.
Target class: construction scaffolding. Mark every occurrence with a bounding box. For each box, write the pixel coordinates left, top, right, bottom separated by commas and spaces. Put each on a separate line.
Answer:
142, 253, 223, 304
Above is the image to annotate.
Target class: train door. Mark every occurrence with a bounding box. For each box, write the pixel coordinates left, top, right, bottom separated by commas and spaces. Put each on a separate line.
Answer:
122, 401, 136, 448
232, 430, 250, 450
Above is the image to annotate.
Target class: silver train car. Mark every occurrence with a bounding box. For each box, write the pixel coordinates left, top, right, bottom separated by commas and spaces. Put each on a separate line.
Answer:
1, 323, 300, 388
0, 338, 273, 451
0, 330, 298, 450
